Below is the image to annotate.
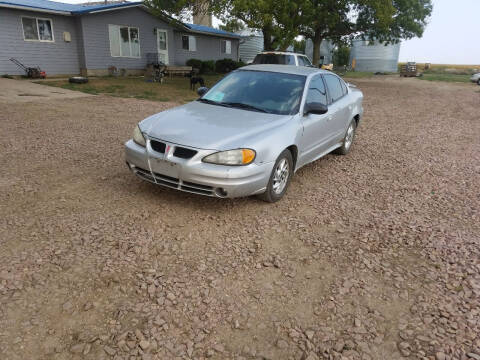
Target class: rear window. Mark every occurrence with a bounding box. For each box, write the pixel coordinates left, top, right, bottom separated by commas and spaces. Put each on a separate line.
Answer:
253, 54, 296, 65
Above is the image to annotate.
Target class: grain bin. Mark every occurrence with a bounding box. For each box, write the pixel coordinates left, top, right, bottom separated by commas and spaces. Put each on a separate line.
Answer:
236, 29, 264, 63
349, 39, 401, 72
305, 39, 334, 64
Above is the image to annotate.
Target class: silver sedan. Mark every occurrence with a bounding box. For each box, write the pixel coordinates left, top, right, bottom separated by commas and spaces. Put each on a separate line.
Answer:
125, 65, 363, 202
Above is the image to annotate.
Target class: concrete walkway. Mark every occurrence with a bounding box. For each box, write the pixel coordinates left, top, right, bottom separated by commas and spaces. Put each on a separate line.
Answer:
0, 77, 91, 103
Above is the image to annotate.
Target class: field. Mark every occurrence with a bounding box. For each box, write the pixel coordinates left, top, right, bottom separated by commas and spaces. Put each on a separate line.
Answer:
398, 62, 479, 83
1, 76, 479, 360
398, 62, 480, 74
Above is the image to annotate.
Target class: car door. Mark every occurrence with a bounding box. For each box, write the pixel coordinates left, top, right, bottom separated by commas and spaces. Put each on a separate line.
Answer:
297, 74, 331, 167
323, 74, 351, 145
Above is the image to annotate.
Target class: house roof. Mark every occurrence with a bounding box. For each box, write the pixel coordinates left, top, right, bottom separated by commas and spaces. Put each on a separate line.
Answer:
0, 0, 241, 38
185, 23, 241, 39
0, 0, 142, 14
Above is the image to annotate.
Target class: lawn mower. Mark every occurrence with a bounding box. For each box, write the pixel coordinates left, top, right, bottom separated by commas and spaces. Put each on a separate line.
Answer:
9, 58, 46, 79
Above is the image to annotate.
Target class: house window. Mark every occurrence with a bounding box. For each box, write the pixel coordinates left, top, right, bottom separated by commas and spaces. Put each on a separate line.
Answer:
221, 40, 231, 54
108, 24, 140, 58
182, 35, 196, 51
22, 17, 54, 42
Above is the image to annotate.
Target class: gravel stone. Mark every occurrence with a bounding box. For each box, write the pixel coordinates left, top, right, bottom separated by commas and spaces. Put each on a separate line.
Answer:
1, 79, 479, 360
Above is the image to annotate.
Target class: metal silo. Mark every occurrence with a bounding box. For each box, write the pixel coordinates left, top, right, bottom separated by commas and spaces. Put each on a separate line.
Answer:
236, 29, 264, 63
305, 39, 335, 64
349, 39, 401, 72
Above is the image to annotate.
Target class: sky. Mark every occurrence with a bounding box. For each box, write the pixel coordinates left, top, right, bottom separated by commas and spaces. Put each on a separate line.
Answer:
63, 0, 480, 65
399, 0, 480, 64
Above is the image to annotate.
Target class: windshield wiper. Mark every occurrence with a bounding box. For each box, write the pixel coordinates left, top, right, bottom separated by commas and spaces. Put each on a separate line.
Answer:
197, 98, 220, 105
221, 102, 271, 113
197, 98, 236, 109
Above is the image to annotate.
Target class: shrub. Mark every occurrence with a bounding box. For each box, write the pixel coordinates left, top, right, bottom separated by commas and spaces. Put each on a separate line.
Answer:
186, 58, 203, 71
187, 59, 247, 74
201, 60, 215, 74
215, 58, 237, 73
215, 59, 246, 73
237, 60, 247, 68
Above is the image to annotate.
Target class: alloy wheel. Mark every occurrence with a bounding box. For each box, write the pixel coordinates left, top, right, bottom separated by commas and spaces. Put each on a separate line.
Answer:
272, 158, 289, 194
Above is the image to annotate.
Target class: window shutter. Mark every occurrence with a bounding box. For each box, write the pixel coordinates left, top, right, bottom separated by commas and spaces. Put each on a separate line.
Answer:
189, 36, 196, 51
225, 40, 231, 54
109, 25, 121, 56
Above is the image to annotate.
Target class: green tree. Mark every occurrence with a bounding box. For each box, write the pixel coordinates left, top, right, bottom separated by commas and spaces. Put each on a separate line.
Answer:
145, 0, 298, 50
214, 0, 303, 51
293, 39, 306, 54
218, 19, 245, 33
298, 0, 432, 65
333, 45, 350, 67
145, 0, 200, 20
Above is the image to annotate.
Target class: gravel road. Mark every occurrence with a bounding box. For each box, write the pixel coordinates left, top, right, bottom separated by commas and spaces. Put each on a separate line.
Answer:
0, 77, 479, 360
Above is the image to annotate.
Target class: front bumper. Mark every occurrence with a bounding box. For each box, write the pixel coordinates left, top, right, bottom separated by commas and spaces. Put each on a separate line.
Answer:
125, 139, 273, 198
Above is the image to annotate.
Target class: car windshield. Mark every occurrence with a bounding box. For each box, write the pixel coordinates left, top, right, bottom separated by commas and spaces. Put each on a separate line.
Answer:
199, 70, 306, 115
252, 54, 296, 65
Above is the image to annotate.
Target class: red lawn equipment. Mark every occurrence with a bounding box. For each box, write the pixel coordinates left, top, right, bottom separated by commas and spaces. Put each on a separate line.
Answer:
9, 58, 46, 79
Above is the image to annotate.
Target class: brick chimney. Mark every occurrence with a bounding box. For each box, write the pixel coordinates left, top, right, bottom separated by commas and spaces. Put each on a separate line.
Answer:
192, 0, 212, 27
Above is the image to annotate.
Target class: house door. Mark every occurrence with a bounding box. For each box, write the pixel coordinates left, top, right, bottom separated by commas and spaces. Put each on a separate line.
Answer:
156, 29, 169, 65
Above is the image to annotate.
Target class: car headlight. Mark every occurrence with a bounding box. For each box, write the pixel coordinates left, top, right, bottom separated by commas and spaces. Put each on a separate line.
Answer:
202, 149, 256, 166
133, 125, 146, 147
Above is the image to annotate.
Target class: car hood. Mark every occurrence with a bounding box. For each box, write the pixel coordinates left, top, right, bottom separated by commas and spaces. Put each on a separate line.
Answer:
140, 101, 292, 150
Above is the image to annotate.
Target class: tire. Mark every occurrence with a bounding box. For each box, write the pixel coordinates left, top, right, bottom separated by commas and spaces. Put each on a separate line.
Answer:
477, 78, 480, 85
69, 76, 88, 84
258, 150, 294, 203
334, 119, 356, 155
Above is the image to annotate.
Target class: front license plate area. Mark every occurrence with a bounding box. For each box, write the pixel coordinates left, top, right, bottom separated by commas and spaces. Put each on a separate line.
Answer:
150, 157, 179, 178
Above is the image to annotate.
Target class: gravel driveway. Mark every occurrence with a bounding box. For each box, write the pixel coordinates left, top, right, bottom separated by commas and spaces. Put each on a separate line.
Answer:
0, 77, 479, 360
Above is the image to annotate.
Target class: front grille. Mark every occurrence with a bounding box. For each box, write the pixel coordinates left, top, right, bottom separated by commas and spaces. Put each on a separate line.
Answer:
173, 147, 198, 159
150, 140, 166, 153
150, 140, 197, 159
129, 164, 215, 197
133, 166, 154, 181
182, 181, 212, 191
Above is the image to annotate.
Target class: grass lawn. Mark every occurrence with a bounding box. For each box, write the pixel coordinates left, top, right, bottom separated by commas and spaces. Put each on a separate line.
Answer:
417, 73, 472, 83
37, 74, 225, 103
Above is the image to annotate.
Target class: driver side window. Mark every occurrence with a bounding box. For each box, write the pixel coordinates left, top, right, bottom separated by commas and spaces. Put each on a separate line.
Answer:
306, 75, 328, 106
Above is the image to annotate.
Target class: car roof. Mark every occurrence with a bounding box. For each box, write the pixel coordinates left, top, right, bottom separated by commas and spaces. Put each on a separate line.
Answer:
258, 51, 307, 56
239, 64, 328, 76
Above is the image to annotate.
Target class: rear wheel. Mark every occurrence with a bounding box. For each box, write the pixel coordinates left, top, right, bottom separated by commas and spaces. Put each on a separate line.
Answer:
477, 78, 480, 85
258, 150, 293, 203
334, 119, 356, 155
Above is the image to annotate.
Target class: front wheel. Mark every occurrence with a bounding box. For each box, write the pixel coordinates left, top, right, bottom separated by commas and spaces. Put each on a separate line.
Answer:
258, 150, 293, 203
334, 119, 356, 155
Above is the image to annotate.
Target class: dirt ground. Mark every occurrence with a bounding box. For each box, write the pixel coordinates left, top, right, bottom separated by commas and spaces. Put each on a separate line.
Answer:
0, 77, 479, 360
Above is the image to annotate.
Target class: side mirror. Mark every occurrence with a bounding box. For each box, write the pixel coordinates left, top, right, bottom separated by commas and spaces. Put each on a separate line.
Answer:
304, 102, 328, 115
197, 87, 209, 96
